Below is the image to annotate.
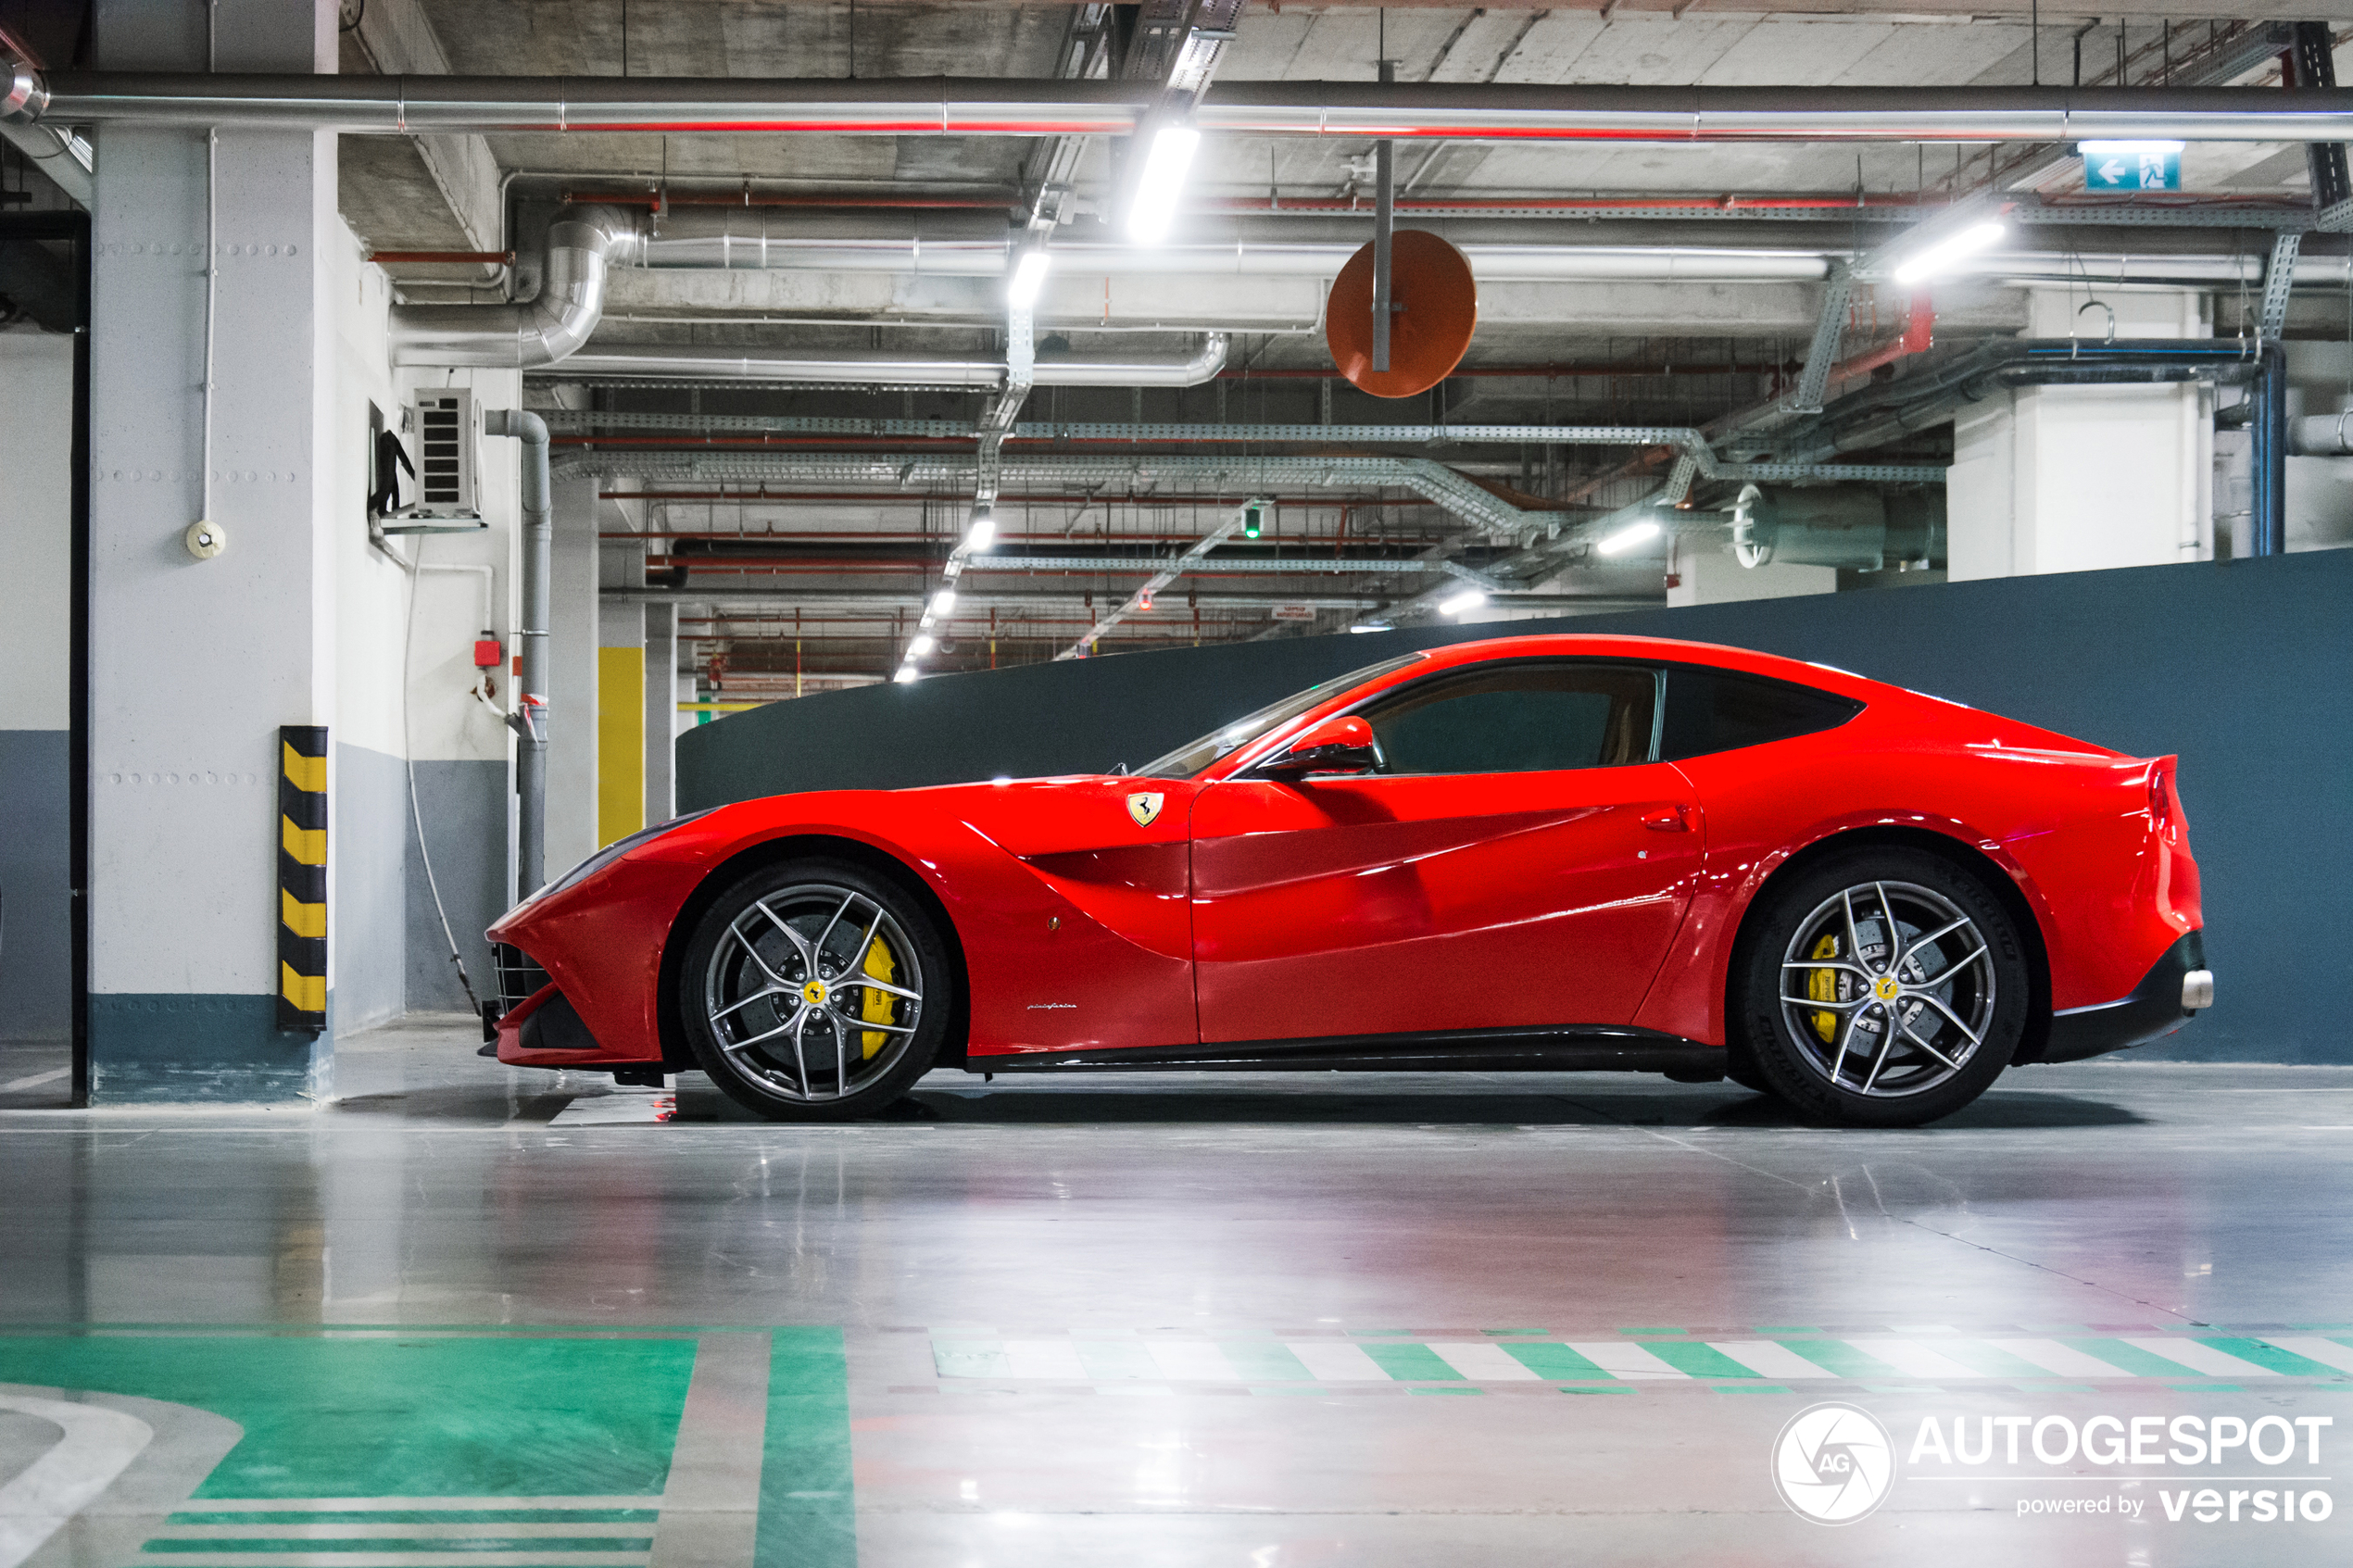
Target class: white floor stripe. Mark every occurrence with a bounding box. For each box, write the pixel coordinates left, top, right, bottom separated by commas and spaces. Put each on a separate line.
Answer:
1143, 1341, 1239, 1382
2260, 1337, 2353, 1374
1984, 1339, 2136, 1379
1845, 1339, 1992, 1380
151, 1525, 658, 1541
1425, 1344, 1541, 1382
1002, 1341, 1090, 1381
1282, 1342, 1391, 1382
0, 1394, 156, 1568
2117, 1337, 2281, 1378
172, 1500, 663, 1514
1563, 1343, 1688, 1379
1704, 1342, 1840, 1380
131, 1555, 649, 1567
0, 1068, 68, 1095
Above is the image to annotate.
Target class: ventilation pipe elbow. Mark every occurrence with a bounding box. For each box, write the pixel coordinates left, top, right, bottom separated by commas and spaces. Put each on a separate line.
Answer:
1036, 332, 1227, 387
391, 206, 644, 369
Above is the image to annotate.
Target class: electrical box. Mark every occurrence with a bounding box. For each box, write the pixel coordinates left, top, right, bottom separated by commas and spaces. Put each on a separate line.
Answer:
409, 390, 481, 518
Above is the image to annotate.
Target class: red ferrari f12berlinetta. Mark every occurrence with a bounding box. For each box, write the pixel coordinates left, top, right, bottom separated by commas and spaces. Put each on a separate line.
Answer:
486, 634, 2210, 1126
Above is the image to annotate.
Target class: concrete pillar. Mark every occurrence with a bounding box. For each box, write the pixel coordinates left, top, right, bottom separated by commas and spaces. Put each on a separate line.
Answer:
85, 1, 347, 1100
1947, 288, 2214, 581
0, 328, 76, 1049
2282, 341, 2353, 553
598, 601, 646, 846
546, 476, 600, 876
644, 602, 676, 822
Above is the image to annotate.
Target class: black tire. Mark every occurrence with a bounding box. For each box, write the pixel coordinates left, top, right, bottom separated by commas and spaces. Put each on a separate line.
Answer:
1730, 846, 2028, 1127
678, 858, 952, 1122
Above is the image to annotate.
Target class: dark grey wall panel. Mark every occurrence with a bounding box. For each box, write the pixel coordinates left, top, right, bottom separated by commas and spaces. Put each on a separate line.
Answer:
333, 743, 409, 1035
678, 550, 2353, 1065
405, 758, 510, 1014
0, 729, 71, 1042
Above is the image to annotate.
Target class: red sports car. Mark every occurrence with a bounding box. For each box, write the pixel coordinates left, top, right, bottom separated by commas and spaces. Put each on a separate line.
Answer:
485, 633, 2210, 1126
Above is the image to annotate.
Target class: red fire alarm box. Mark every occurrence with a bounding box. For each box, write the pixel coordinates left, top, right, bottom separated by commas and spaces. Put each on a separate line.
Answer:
473, 633, 502, 670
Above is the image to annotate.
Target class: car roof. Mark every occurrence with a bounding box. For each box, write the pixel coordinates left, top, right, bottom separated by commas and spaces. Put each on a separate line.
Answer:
1403, 633, 1881, 699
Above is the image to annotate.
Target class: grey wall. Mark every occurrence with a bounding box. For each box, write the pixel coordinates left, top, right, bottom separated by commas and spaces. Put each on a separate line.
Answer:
0, 731, 72, 1042
680, 549, 2353, 1065
405, 759, 509, 1014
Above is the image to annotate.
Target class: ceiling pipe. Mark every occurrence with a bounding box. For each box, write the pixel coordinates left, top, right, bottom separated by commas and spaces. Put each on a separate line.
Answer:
14, 72, 2353, 144
391, 206, 637, 368
547, 333, 1229, 388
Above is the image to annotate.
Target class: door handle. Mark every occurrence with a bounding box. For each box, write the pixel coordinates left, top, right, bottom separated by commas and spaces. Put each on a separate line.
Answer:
1642, 807, 1691, 833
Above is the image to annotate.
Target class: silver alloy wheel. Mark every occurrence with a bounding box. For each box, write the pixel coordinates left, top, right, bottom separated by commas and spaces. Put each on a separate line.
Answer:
1776, 880, 1995, 1099
699, 882, 925, 1103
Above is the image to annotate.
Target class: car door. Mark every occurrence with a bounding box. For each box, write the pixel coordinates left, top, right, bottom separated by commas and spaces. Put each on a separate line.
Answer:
1190, 659, 1704, 1046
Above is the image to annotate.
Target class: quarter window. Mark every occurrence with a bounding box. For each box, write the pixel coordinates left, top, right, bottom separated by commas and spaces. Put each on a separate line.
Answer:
1360, 662, 1659, 776
1658, 667, 1864, 761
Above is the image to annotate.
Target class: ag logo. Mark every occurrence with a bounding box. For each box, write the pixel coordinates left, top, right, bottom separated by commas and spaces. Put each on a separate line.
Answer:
1126, 792, 1165, 827
1770, 1402, 1894, 1525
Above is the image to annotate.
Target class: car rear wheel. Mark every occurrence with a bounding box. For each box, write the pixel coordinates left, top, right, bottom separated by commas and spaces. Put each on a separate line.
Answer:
1730, 847, 2028, 1127
679, 859, 950, 1122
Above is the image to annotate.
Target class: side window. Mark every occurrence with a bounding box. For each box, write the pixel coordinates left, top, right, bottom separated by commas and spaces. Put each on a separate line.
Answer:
1361, 662, 1659, 776
1659, 667, 1864, 761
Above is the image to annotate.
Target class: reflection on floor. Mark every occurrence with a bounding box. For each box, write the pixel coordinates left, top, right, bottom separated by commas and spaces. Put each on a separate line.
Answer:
3, 1013, 2349, 1565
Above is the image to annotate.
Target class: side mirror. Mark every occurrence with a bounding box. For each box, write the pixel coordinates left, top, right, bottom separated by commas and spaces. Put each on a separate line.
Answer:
1257, 714, 1379, 779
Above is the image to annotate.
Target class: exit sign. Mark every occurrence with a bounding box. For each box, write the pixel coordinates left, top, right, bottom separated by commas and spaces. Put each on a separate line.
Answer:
2082, 141, 2183, 193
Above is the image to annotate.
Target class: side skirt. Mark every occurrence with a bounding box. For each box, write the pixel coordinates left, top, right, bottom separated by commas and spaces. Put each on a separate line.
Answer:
971, 1025, 1721, 1077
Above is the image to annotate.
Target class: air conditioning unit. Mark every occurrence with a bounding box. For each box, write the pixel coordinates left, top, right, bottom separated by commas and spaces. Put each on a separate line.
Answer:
409, 390, 481, 518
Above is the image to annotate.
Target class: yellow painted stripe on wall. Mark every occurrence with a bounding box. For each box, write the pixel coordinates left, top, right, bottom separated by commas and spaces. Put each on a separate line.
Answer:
279, 961, 326, 1013
597, 645, 647, 847
280, 889, 326, 939
281, 741, 327, 793
280, 817, 326, 865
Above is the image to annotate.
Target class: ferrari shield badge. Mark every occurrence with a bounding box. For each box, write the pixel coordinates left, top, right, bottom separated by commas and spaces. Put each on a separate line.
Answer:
1126, 792, 1165, 827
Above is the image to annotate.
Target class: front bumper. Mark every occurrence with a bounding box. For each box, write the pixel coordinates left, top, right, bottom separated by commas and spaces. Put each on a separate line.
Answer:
2040, 931, 2209, 1064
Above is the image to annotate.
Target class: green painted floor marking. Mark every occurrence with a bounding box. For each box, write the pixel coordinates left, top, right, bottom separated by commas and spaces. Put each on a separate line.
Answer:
759, 1327, 856, 1568
1765, 1339, 1896, 1380
930, 1342, 1011, 1380
1499, 1343, 1612, 1380
1639, 1343, 1763, 1379
1074, 1341, 1162, 1382
0, 1335, 695, 1500
1359, 1342, 1462, 1381
1220, 1341, 1316, 1383
2059, 1338, 2216, 1378
2195, 1337, 2346, 1377
1913, 1340, 2059, 1380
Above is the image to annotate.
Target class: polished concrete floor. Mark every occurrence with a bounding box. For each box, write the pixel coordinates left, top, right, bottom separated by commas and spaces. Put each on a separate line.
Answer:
3, 1018, 2350, 1565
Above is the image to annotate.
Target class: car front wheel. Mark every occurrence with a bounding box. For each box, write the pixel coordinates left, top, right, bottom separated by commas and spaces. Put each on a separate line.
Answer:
679, 859, 950, 1122
1730, 847, 2029, 1127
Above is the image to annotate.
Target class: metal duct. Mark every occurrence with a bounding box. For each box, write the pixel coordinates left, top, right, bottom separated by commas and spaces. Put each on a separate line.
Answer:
391, 206, 639, 368
14, 72, 2353, 144
1730, 483, 1944, 571
547, 333, 1229, 388
2291, 412, 2353, 456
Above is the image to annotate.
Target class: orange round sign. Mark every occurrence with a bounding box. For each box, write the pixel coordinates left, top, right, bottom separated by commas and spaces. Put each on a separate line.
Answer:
1326, 229, 1478, 399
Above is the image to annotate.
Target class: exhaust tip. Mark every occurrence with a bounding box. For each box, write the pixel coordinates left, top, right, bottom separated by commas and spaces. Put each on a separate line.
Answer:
2181, 970, 2214, 1011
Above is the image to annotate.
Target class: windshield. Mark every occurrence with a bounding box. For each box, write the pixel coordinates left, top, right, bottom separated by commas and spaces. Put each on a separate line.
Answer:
1136, 653, 1427, 779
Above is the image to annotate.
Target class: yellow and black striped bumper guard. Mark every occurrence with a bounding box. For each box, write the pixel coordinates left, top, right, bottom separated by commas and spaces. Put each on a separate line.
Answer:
278, 725, 328, 1033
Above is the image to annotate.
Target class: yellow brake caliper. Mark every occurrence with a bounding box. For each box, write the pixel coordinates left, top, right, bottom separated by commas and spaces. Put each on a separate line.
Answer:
860, 935, 898, 1059
1806, 933, 1841, 1044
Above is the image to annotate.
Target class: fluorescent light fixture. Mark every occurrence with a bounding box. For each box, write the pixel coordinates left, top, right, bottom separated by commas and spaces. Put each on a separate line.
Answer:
931, 589, 957, 616
1007, 247, 1052, 307
909, 634, 936, 657
892, 667, 917, 684
1127, 124, 1201, 246
1350, 622, 1391, 633
964, 508, 996, 552
1438, 590, 1486, 617
1890, 220, 2007, 284
1596, 520, 1663, 557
